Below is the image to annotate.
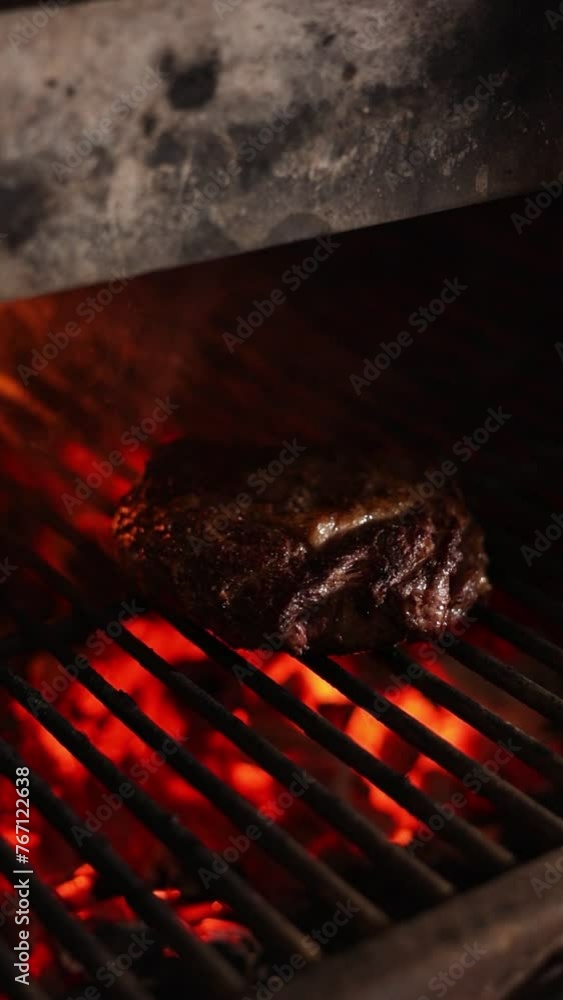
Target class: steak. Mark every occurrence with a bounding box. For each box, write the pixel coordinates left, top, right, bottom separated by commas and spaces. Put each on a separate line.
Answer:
113, 439, 489, 654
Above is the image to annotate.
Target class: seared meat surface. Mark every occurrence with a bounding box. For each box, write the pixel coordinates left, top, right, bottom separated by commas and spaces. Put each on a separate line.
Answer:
113, 440, 489, 654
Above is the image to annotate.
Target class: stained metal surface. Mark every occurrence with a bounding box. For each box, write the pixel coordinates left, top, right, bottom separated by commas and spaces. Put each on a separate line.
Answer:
284, 845, 563, 1000
0, 0, 561, 298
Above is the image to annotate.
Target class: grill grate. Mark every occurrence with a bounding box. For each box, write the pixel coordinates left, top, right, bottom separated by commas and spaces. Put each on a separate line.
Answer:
0, 832, 152, 1000
0, 460, 563, 998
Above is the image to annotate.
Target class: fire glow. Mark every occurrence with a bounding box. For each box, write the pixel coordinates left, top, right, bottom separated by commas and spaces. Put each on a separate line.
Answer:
0, 436, 558, 990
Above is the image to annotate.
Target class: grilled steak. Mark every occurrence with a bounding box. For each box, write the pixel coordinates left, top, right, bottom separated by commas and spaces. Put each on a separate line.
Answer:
113, 440, 489, 654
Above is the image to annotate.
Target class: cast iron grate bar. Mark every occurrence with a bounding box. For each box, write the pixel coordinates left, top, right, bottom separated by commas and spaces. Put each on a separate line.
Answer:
0, 667, 319, 962
1, 593, 383, 939
9, 526, 561, 869
0, 836, 151, 1000
491, 573, 563, 627
113, 637, 448, 906
387, 646, 563, 787
0, 528, 450, 907
89, 614, 454, 907
475, 603, 563, 677
167, 615, 513, 874
0, 929, 51, 1000
0, 740, 246, 997
0, 939, 49, 1000
2, 515, 563, 985
300, 652, 563, 848
449, 638, 563, 728
0, 471, 114, 574
0, 537, 469, 898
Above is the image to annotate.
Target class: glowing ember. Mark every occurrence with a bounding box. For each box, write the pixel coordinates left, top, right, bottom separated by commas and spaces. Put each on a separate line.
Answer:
0, 435, 560, 992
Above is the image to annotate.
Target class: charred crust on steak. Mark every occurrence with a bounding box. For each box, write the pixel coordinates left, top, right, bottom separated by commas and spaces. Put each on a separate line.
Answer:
113, 441, 489, 654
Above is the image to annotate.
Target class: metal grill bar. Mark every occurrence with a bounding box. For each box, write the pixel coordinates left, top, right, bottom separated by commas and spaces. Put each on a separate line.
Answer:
0, 835, 150, 1000
491, 574, 563, 627
0, 667, 319, 961
0, 932, 50, 1000
1, 477, 563, 996
387, 646, 563, 788
301, 652, 563, 848
2, 596, 384, 938
0, 472, 113, 572
0, 740, 246, 997
476, 603, 563, 677
450, 638, 563, 728
0, 523, 451, 907
108, 628, 449, 906
109, 616, 453, 892
170, 617, 513, 873
0, 540, 462, 902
